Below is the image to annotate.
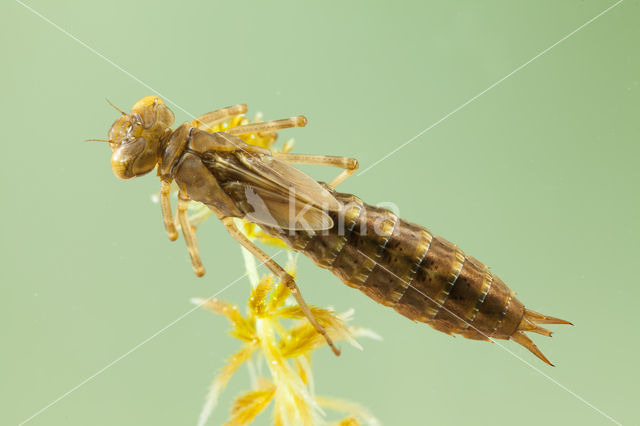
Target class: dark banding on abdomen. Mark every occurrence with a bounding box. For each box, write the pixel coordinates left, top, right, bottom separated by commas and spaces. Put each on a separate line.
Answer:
263, 190, 531, 342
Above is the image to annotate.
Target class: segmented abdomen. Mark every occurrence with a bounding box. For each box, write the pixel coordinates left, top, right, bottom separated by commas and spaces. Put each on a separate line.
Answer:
262, 190, 568, 364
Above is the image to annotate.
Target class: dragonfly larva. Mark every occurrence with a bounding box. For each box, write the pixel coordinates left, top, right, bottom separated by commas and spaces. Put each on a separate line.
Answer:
94, 96, 570, 364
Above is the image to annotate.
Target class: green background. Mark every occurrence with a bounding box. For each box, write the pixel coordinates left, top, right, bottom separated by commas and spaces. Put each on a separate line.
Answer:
2, 0, 638, 425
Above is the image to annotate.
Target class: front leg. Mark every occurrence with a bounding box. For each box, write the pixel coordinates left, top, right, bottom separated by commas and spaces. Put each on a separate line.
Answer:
225, 115, 308, 136
192, 104, 248, 131
160, 179, 178, 241
221, 216, 341, 356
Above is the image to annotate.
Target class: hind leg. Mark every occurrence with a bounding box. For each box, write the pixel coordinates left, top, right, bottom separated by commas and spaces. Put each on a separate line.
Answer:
221, 216, 341, 356
272, 152, 359, 188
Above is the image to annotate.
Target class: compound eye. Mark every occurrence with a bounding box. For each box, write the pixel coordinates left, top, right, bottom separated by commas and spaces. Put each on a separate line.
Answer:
110, 137, 147, 179
108, 116, 130, 144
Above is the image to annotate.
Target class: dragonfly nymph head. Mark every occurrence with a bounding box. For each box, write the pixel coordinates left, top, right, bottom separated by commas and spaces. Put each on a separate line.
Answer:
107, 96, 175, 179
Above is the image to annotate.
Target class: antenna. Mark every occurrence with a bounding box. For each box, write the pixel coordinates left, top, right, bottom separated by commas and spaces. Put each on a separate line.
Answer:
105, 98, 126, 115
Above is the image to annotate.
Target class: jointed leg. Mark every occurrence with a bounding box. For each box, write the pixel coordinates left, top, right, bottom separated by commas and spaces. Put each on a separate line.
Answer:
160, 179, 178, 241
192, 104, 248, 131
177, 193, 205, 277
272, 152, 359, 189
221, 217, 341, 356
226, 116, 308, 136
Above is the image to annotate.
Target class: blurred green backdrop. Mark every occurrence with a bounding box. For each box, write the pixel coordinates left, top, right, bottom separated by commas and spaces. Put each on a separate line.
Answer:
1, 0, 638, 425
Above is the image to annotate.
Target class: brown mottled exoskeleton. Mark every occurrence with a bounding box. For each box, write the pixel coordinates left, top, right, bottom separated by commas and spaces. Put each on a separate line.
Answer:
98, 96, 570, 364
